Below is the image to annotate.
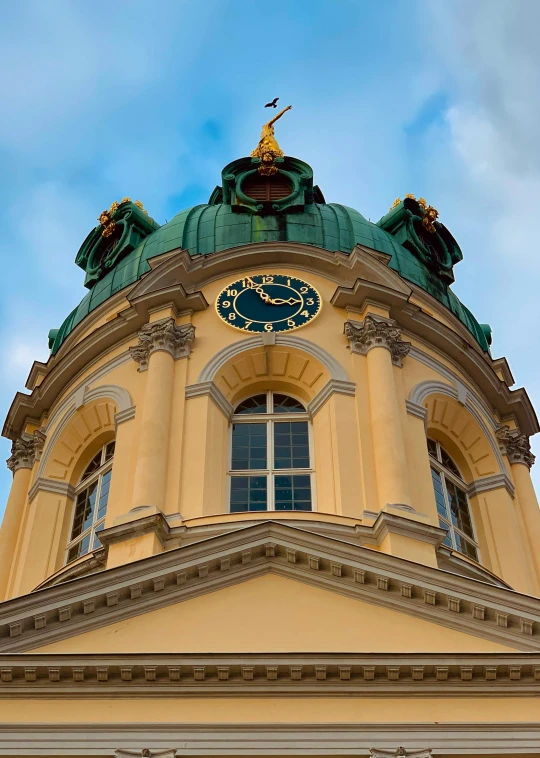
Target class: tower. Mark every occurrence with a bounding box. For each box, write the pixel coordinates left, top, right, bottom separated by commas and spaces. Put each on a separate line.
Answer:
1, 114, 540, 756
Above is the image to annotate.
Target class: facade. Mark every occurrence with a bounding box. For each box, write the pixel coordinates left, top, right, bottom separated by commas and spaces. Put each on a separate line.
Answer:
1, 113, 540, 756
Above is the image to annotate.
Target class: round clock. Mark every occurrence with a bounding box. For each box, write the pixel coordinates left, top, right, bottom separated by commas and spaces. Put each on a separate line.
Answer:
215, 274, 321, 333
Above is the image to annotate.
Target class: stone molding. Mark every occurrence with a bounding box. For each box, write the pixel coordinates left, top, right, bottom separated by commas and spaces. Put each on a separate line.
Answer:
404, 399, 428, 426
27, 478, 76, 504
0, 652, 539, 698
370, 751, 431, 758
197, 333, 349, 383
496, 425, 536, 469
1, 521, 540, 654
98, 511, 171, 549
344, 317, 411, 367
308, 379, 356, 417
467, 472, 515, 499
6, 431, 45, 473
114, 406, 137, 428
0, 722, 538, 756
184, 381, 234, 419
130, 319, 195, 372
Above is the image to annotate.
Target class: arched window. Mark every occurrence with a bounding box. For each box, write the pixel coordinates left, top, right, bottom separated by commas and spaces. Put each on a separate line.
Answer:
66, 441, 115, 564
229, 392, 313, 513
427, 438, 479, 561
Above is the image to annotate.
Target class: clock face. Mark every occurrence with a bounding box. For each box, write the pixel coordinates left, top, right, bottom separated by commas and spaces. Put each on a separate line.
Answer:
215, 274, 321, 333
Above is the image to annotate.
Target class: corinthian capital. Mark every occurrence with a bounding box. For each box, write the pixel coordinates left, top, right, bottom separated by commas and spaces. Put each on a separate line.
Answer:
496, 425, 535, 468
345, 316, 411, 366
6, 430, 45, 473
130, 318, 195, 371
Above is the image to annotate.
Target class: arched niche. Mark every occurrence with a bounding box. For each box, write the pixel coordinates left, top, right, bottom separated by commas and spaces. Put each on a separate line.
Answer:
42, 399, 117, 485
209, 342, 334, 407
424, 392, 501, 482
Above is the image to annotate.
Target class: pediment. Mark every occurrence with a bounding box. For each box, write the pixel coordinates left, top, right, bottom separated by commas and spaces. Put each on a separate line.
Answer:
1, 521, 540, 654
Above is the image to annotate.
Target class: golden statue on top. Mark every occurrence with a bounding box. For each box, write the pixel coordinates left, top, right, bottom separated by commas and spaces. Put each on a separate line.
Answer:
251, 105, 292, 175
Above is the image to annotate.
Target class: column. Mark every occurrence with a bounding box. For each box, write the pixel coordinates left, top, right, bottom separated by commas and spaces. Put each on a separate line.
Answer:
130, 318, 195, 512
345, 316, 412, 511
497, 426, 540, 588
0, 433, 43, 600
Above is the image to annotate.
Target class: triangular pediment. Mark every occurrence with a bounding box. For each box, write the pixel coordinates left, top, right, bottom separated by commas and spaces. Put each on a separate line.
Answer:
30, 573, 518, 655
1, 521, 539, 654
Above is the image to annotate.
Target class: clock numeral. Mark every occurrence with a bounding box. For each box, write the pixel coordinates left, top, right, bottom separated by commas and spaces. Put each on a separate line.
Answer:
262, 275, 274, 283
287, 278, 291, 286
300, 310, 309, 318
287, 319, 295, 327
228, 313, 236, 321
244, 322, 252, 330
226, 289, 238, 296
306, 298, 314, 305
264, 323, 273, 332
222, 300, 231, 307
300, 286, 308, 293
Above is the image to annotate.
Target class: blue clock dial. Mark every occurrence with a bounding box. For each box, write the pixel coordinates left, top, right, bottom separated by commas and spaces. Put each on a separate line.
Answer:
216, 274, 321, 333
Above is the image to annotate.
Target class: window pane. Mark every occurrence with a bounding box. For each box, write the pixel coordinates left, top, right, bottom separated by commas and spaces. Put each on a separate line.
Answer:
79, 532, 91, 557
230, 476, 267, 512
81, 451, 102, 482
462, 539, 479, 561
273, 421, 310, 470
273, 394, 306, 414
70, 482, 97, 540
97, 470, 111, 519
231, 423, 267, 470
105, 441, 115, 461
439, 519, 453, 548
431, 468, 447, 518
440, 447, 461, 478
275, 474, 312, 511
235, 395, 267, 415
67, 543, 81, 563
427, 438, 438, 458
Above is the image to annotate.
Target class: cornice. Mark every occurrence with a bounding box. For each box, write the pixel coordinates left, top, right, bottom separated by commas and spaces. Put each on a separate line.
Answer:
307, 379, 356, 417
468, 473, 515, 499
0, 521, 540, 653
0, 652, 538, 698
0, 722, 539, 757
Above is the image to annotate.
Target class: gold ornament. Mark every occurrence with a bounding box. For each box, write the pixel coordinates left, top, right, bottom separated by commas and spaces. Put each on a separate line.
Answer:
390, 198, 401, 210
251, 105, 292, 176
405, 193, 416, 199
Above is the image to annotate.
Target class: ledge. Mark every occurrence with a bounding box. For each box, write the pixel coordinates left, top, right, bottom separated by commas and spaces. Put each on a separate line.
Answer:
0, 652, 539, 698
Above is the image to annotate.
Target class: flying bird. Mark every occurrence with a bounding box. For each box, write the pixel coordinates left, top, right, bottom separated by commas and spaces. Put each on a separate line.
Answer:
265, 97, 279, 108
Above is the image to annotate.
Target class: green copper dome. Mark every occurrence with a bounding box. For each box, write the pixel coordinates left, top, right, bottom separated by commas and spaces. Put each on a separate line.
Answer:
50, 156, 490, 354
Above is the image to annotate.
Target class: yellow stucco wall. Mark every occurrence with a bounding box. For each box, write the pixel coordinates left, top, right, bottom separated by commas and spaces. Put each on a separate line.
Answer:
30, 574, 520, 654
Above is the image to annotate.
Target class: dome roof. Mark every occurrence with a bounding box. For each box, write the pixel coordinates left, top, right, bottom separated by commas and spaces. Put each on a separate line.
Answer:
50, 157, 490, 354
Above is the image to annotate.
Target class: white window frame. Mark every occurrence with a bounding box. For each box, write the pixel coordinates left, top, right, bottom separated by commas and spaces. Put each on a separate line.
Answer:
428, 438, 480, 562
228, 390, 316, 513
65, 442, 114, 564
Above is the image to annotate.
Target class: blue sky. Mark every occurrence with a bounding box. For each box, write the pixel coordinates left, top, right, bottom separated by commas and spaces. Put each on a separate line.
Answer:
1, 0, 540, 512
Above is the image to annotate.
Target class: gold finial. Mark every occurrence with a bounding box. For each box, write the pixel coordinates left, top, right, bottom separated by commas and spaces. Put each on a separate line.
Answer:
418, 197, 427, 209
422, 204, 439, 233
251, 105, 292, 176
405, 193, 416, 199
135, 199, 149, 215
390, 198, 401, 210
120, 196, 131, 204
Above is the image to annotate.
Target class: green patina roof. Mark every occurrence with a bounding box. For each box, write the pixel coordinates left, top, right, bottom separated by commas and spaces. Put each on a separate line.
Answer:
50, 157, 490, 354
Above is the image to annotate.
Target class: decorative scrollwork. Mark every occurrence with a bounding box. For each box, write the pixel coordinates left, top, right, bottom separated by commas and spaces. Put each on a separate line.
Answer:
6, 431, 45, 473
344, 316, 411, 367
130, 319, 196, 371
496, 425, 535, 469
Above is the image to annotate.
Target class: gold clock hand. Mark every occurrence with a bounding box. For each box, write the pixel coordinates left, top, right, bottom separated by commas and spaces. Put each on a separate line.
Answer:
269, 297, 302, 305
245, 277, 301, 306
